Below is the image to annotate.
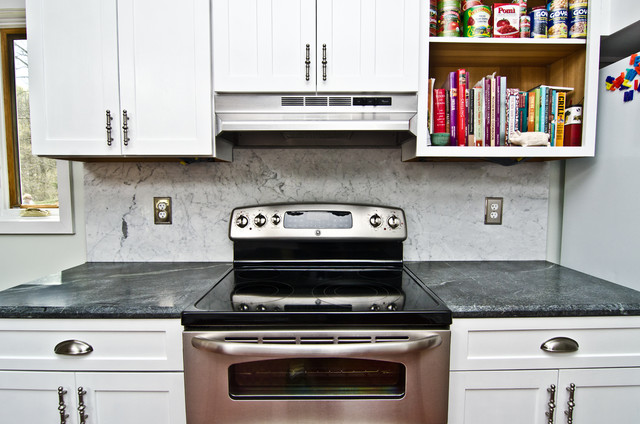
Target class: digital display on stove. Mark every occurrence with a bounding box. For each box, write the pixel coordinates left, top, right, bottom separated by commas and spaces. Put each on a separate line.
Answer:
283, 211, 353, 229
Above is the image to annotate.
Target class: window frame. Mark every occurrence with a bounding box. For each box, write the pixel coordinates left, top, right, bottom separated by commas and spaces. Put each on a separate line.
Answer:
0, 22, 74, 234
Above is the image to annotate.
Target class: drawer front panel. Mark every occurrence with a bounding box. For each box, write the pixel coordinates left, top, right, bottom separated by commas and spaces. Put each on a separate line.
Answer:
0, 319, 183, 371
451, 317, 640, 370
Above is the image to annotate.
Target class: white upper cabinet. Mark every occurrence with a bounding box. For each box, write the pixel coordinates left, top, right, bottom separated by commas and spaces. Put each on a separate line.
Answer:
28, 0, 213, 157
316, 0, 419, 92
212, 0, 420, 93
28, 0, 121, 156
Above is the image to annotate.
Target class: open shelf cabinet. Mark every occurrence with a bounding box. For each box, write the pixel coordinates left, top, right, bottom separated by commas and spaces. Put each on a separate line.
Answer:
402, 0, 601, 161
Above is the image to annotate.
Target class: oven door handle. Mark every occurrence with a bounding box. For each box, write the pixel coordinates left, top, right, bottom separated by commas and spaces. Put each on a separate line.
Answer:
191, 334, 442, 357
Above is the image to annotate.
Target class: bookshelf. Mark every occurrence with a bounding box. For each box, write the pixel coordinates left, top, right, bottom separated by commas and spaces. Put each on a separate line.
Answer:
402, 0, 601, 161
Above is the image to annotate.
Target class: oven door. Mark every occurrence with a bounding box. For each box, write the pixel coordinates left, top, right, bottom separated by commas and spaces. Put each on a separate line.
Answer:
183, 329, 450, 424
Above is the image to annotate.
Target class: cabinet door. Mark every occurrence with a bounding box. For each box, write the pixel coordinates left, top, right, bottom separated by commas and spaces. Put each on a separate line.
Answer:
212, 0, 316, 92
27, 0, 122, 156
75, 372, 186, 424
316, 0, 419, 93
117, 0, 212, 156
448, 370, 558, 424
557, 368, 640, 424
0, 371, 77, 423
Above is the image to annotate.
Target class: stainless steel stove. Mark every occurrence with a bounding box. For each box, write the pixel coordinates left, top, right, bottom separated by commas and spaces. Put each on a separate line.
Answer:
182, 203, 451, 424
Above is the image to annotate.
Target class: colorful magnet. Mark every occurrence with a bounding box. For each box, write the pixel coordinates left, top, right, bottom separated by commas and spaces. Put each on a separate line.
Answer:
631, 54, 638, 66
624, 90, 634, 102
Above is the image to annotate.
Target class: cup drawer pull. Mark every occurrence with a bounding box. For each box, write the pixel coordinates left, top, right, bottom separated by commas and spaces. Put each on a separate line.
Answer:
540, 337, 579, 353
54, 340, 94, 356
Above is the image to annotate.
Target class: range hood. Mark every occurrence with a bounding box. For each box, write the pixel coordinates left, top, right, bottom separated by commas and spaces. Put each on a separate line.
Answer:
214, 94, 418, 147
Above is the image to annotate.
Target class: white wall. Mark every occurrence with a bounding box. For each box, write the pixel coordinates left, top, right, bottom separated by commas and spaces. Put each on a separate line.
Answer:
600, 0, 640, 36
561, 55, 640, 290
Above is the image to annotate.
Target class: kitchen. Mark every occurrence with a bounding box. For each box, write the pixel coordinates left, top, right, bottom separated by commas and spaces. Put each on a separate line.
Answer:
1, 0, 640, 423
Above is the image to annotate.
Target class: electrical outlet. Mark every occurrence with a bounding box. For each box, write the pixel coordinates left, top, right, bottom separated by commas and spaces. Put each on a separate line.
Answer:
484, 197, 503, 225
154, 197, 172, 225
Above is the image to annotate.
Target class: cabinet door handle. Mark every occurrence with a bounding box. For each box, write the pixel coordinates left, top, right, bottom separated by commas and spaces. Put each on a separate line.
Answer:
322, 43, 327, 81
58, 387, 69, 424
122, 109, 130, 146
540, 337, 579, 353
545, 384, 556, 424
305, 44, 311, 81
565, 383, 575, 424
105, 110, 113, 146
54, 340, 94, 356
77, 387, 88, 424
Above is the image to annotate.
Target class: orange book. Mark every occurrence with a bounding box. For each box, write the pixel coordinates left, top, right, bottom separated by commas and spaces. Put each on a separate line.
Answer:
527, 91, 536, 132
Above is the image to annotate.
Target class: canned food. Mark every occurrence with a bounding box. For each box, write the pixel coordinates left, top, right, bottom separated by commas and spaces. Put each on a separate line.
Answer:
438, 9, 462, 37
512, 0, 527, 15
547, 0, 568, 11
568, 0, 587, 6
520, 15, 531, 37
438, 0, 461, 11
462, 0, 482, 10
548, 8, 568, 38
569, 5, 588, 38
430, 7, 438, 36
530, 6, 548, 38
463, 5, 491, 37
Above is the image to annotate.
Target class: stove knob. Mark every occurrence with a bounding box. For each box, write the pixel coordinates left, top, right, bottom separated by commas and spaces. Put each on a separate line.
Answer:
386, 303, 397, 311
271, 214, 281, 225
256, 305, 267, 312
369, 214, 382, 228
236, 215, 249, 228
239, 304, 249, 311
388, 215, 401, 229
254, 214, 267, 227
370, 304, 380, 311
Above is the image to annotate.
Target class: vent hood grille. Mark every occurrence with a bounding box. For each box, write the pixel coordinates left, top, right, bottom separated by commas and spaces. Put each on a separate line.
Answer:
215, 94, 418, 147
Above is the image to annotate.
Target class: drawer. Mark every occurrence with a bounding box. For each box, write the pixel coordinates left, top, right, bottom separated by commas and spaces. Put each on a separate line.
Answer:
0, 319, 183, 371
450, 316, 640, 371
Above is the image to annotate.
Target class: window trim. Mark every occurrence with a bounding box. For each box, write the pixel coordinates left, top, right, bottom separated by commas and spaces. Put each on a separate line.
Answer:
0, 23, 74, 235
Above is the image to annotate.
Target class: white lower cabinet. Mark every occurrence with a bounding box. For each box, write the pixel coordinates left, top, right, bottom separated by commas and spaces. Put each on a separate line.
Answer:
448, 317, 640, 424
0, 319, 185, 424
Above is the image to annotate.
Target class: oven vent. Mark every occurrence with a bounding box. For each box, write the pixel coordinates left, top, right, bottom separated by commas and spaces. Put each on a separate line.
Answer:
224, 335, 412, 345
281, 96, 304, 106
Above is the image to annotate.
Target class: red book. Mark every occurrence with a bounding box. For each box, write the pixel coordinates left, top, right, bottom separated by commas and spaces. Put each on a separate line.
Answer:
456, 69, 467, 146
433, 89, 447, 133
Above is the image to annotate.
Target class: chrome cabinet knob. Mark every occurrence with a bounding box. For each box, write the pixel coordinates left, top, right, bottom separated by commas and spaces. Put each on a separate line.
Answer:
236, 215, 249, 228
254, 214, 267, 227
271, 214, 281, 225
388, 215, 401, 229
369, 214, 382, 227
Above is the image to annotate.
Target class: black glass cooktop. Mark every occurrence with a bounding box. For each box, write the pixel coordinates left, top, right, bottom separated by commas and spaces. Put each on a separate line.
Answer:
182, 267, 451, 328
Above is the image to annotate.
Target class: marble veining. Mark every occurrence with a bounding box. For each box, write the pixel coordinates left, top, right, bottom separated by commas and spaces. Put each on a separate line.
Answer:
84, 149, 550, 262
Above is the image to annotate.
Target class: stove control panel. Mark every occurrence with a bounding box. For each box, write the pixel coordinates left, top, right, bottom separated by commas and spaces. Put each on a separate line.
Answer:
230, 203, 406, 240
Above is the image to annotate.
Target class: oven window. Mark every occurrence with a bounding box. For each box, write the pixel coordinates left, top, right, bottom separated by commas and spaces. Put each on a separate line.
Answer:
228, 358, 405, 399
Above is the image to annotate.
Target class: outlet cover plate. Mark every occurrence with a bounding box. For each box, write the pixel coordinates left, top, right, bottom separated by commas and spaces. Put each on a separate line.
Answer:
485, 197, 503, 225
154, 197, 172, 225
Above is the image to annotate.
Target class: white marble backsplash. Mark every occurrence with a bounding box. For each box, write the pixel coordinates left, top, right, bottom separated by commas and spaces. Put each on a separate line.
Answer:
84, 149, 550, 262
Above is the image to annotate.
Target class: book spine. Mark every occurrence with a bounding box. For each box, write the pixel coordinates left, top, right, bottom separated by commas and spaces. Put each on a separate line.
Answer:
486, 77, 492, 146
539, 86, 547, 133
550, 90, 557, 146
475, 87, 483, 146
506, 88, 519, 145
445, 91, 450, 134
533, 88, 540, 131
468, 88, 474, 146
428, 78, 434, 134
433, 89, 447, 133
499, 76, 506, 146
448, 72, 458, 146
457, 69, 467, 146
555, 91, 566, 146
527, 91, 535, 131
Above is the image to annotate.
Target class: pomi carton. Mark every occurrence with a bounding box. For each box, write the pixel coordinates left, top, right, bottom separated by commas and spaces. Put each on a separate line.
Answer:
492, 3, 520, 38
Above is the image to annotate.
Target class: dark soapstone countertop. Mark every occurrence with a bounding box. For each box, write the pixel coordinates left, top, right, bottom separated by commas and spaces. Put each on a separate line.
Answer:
1, 261, 639, 319
0, 262, 231, 318
406, 261, 640, 318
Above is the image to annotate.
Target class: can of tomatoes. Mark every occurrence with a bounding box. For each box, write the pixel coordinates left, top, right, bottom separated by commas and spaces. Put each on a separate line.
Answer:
437, 0, 462, 37
462, 0, 482, 10
463, 5, 491, 37
520, 15, 531, 37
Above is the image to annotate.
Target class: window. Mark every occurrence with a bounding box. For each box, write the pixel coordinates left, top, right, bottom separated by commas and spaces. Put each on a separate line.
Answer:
0, 25, 73, 234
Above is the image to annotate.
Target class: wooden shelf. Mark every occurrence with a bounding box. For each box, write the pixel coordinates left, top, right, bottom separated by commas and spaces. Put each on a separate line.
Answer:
429, 38, 587, 67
